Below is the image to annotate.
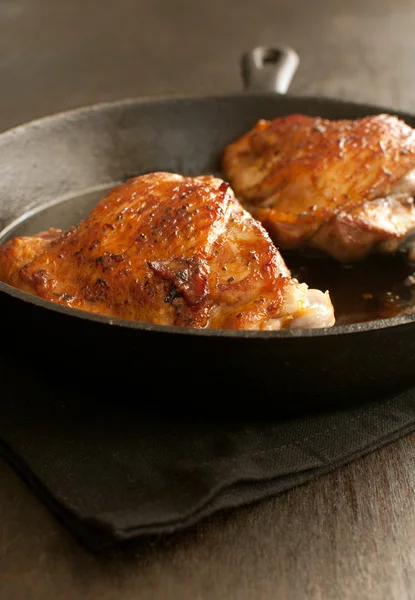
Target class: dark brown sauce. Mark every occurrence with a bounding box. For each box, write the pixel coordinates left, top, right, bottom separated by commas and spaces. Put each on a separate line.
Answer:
284, 252, 415, 326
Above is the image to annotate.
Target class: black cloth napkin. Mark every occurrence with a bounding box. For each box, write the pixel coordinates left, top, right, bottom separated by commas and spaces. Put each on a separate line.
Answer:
0, 351, 415, 552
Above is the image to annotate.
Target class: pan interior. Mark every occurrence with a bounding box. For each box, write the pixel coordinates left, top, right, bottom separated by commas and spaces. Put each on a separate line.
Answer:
1, 93, 415, 330
0, 184, 116, 240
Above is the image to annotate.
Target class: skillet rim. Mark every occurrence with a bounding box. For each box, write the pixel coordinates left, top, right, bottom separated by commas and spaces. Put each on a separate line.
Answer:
1, 90, 415, 340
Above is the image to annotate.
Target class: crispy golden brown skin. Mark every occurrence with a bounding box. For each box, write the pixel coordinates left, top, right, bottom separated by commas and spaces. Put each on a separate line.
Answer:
0, 173, 335, 330
222, 113, 415, 261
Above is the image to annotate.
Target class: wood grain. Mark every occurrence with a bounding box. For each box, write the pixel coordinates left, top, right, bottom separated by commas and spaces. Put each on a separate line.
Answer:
0, 0, 415, 598
1, 0, 415, 134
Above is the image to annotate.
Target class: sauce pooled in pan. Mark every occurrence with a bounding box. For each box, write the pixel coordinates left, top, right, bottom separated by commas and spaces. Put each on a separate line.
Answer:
286, 252, 415, 326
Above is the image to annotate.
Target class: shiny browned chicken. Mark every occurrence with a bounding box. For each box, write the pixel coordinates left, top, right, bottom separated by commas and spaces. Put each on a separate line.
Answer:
222, 113, 415, 262
0, 173, 335, 330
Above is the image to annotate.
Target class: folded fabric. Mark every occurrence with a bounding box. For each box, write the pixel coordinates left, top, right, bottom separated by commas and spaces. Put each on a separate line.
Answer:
0, 353, 414, 551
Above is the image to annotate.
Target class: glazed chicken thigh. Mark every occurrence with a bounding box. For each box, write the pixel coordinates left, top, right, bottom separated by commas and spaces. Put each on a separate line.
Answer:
222, 113, 415, 262
0, 173, 334, 330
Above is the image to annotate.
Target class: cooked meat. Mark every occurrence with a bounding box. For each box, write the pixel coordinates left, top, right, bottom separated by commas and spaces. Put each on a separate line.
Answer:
222, 113, 415, 262
0, 173, 335, 330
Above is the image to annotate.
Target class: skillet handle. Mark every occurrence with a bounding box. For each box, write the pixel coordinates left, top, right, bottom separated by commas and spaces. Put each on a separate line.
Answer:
241, 46, 299, 94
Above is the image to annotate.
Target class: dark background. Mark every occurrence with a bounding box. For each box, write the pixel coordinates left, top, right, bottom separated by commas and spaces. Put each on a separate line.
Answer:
1, 0, 414, 132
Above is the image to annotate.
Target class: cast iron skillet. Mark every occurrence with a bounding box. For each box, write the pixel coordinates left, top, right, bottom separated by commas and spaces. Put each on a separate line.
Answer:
1, 46, 415, 413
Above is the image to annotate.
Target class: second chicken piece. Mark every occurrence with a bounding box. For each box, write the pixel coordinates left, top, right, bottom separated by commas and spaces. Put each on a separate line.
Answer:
222, 113, 415, 262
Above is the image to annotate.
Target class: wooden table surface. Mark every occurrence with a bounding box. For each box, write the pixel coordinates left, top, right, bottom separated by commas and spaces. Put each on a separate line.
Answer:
0, 1, 415, 598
